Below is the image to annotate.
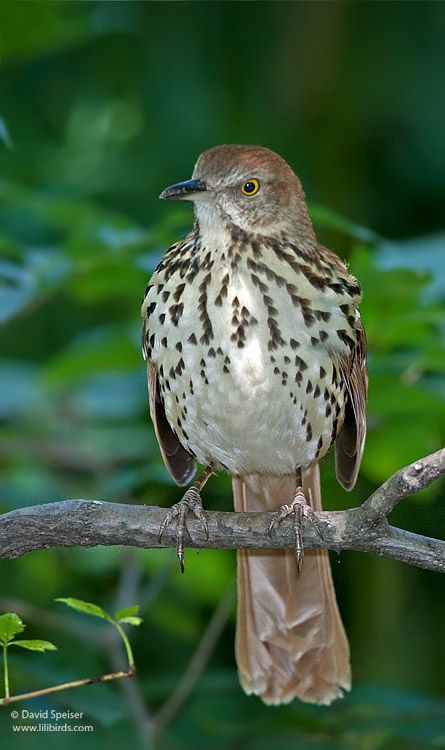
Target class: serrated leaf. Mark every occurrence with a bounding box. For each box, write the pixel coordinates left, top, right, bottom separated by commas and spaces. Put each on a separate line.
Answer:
11, 639, 57, 652
117, 616, 143, 626
114, 605, 140, 621
55, 597, 110, 621
0, 613, 25, 644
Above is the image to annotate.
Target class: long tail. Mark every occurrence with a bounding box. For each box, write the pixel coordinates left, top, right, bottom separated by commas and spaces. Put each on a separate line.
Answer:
233, 464, 350, 705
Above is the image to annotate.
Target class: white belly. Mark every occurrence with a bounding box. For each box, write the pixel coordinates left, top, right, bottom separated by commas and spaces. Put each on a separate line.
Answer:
176, 335, 326, 474
146, 256, 349, 476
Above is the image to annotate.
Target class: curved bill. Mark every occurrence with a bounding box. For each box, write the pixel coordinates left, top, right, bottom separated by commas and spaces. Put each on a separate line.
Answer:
159, 179, 207, 200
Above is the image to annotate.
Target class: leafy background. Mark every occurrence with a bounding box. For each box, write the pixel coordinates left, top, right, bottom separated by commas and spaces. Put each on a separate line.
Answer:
0, 2, 444, 748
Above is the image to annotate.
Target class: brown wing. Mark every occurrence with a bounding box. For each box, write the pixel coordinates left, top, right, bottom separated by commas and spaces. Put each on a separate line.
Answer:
147, 356, 196, 488
334, 318, 368, 491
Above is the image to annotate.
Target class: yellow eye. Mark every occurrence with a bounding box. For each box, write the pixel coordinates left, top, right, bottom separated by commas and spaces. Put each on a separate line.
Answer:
241, 178, 260, 196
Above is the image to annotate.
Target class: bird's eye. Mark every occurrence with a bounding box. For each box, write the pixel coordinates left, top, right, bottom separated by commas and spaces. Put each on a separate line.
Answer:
241, 179, 260, 196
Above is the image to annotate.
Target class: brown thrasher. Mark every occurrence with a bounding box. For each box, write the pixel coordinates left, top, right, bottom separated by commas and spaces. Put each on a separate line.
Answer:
142, 145, 367, 705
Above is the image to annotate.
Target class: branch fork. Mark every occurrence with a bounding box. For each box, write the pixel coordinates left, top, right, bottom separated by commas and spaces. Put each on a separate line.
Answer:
0, 449, 444, 574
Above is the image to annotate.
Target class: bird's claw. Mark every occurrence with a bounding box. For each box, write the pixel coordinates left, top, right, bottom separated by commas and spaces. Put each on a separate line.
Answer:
268, 487, 323, 573
159, 487, 208, 573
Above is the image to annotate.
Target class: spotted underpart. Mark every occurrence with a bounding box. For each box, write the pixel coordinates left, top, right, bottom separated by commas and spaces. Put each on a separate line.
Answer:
142, 145, 368, 710
142, 220, 362, 477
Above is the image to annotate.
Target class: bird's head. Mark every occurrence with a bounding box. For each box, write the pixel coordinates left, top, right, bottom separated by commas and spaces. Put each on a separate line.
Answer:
159, 144, 316, 243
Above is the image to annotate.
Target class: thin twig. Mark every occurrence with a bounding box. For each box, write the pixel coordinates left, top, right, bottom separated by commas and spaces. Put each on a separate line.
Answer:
154, 585, 235, 732
361, 447, 445, 519
0, 667, 135, 706
106, 554, 156, 748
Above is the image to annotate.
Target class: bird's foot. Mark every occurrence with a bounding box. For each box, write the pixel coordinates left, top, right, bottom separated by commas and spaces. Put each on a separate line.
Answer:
158, 487, 209, 573
268, 486, 323, 573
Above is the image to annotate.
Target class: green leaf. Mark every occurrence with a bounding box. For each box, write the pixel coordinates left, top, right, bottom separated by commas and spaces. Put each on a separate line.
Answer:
55, 597, 110, 621
309, 202, 381, 243
0, 613, 25, 644
71, 259, 147, 303
0, 258, 34, 324
0, 117, 13, 150
117, 616, 143, 626
43, 325, 140, 385
0, 248, 72, 325
11, 639, 57, 652
114, 605, 140, 621
0, 2, 88, 65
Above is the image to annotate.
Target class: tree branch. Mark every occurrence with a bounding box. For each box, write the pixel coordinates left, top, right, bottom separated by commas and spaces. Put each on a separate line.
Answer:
0, 449, 444, 573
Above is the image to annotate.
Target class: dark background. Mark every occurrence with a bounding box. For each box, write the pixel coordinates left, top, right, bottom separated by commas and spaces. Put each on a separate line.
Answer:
0, 2, 444, 748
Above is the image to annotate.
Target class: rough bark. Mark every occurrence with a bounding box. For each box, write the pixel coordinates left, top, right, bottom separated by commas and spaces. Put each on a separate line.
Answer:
1, 449, 444, 574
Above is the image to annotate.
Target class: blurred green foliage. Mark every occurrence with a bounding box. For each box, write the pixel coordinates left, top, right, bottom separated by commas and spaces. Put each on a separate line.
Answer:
0, 2, 444, 749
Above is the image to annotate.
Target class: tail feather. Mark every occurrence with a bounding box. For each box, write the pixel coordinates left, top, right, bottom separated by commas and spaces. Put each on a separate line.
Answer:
233, 465, 350, 705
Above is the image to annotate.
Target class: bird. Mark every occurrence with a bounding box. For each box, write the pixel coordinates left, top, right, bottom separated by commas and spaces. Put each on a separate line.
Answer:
141, 144, 367, 706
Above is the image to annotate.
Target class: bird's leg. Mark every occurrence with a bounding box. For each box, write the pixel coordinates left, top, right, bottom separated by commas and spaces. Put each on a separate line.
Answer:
268, 469, 324, 573
159, 464, 214, 573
